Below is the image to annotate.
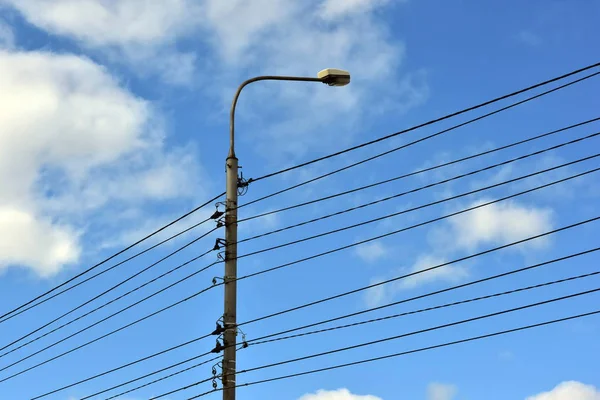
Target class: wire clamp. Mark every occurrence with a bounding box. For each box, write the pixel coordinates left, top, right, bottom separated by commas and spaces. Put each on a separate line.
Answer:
212, 276, 224, 286
213, 238, 227, 251
210, 339, 224, 354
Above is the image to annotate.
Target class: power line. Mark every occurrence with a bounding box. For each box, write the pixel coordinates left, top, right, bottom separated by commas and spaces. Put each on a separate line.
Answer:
188, 309, 600, 399
0, 226, 219, 356
235, 167, 600, 290
243, 246, 600, 345
80, 255, 599, 400
250, 62, 600, 184
234, 140, 600, 259
31, 333, 221, 399
0, 191, 225, 324
238, 118, 600, 225
226, 286, 600, 384
251, 269, 600, 346
238, 212, 600, 328
35, 241, 600, 398
25, 167, 599, 393
91, 356, 221, 400
239, 69, 600, 209
1, 238, 218, 361
0, 260, 220, 383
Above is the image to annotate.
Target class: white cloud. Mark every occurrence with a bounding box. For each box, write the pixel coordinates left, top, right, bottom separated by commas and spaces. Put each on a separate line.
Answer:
427, 383, 458, 400
526, 381, 600, 400
444, 200, 554, 252
1, 0, 198, 47
364, 278, 388, 308
396, 255, 468, 291
319, 0, 390, 20
1, 0, 201, 83
0, 49, 202, 277
0, 17, 14, 48
355, 242, 388, 263
299, 388, 382, 400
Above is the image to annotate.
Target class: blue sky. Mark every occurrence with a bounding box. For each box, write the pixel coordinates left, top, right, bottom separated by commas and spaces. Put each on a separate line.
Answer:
0, 1, 599, 400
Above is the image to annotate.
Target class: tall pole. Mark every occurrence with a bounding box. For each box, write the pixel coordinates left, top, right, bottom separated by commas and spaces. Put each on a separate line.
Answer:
222, 73, 344, 400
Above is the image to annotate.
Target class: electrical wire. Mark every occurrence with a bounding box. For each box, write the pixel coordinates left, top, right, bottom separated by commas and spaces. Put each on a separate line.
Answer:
94, 356, 221, 400
226, 286, 600, 384
187, 308, 600, 398
0, 226, 219, 357
1, 239, 219, 361
251, 269, 600, 346
250, 62, 600, 184
234, 139, 600, 260
0, 191, 225, 324
238, 118, 600, 224
242, 246, 600, 345
31, 333, 221, 399
238, 212, 600, 328
25, 165, 600, 394
79, 254, 599, 400
0, 260, 220, 383
34, 238, 600, 397
235, 167, 600, 289
238, 69, 600, 210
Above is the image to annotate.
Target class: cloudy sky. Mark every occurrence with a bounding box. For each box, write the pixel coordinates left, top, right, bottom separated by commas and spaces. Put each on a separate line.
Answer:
0, 1, 599, 399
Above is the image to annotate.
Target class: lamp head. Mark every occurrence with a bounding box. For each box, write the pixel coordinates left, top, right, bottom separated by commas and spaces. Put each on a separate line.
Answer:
317, 68, 351, 86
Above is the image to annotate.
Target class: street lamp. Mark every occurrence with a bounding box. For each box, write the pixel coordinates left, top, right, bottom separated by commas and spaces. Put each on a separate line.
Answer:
222, 68, 351, 400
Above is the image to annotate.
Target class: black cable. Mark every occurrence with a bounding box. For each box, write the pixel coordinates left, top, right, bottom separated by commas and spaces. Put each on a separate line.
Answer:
91, 356, 220, 400
235, 167, 600, 292
234, 140, 600, 260
0, 262, 220, 383
0, 192, 225, 324
26, 169, 600, 394
188, 308, 600, 398
0, 226, 219, 357
243, 246, 600, 344
85, 255, 598, 400
1, 236, 218, 361
252, 269, 600, 346
238, 118, 600, 224
239, 69, 600, 209
250, 62, 600, 184
238, 211, 600, 328
31, 333, 219, 399
228, 286, 600, 382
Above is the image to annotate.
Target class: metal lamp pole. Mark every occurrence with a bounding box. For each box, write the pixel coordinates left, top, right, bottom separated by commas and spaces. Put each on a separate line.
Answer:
223, 70, 351, 400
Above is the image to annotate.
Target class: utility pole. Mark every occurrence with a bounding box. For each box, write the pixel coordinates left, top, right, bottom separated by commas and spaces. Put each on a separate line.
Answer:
221, 69, 350, 400
222, 148, 238, 400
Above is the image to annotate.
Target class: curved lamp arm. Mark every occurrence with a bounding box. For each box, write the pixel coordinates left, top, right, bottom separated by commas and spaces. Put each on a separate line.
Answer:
228, 75, 324, 159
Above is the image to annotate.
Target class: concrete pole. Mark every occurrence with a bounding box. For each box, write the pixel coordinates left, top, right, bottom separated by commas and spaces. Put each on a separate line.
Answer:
222, 153, 238, 400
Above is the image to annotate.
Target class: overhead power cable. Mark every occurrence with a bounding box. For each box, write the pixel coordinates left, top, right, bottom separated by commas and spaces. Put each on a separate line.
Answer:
187, 308, 600, 399
0, 233, 219, 360
24, 149, 592, 373
25, 168, 599, 392
239, 68, 600, 209
234, 167, 600, 290
31, 333, 224, 399
34, 242, 600, 398
0, 226, 219, 356
251, 269, 600, 346
238, 212, 600, 328
238, 118, 600, 224
163, 286, 600, 399
0, 191, 225, 324
234, 139, 600, 260
242, 246, 600, 345
74, 256, 599, 400
250, 62, 600, 184
0, 260, 220, 383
